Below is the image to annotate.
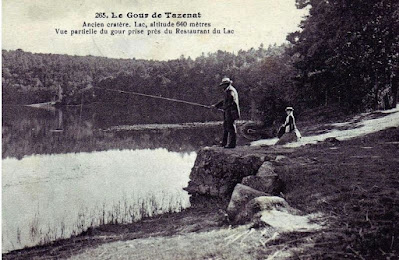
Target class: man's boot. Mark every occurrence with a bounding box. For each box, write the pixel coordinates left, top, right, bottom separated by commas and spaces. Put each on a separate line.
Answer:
221, 130, 228, 147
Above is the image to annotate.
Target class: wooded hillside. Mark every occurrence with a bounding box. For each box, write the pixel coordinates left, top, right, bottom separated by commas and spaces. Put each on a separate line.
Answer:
3, 0, 398, 123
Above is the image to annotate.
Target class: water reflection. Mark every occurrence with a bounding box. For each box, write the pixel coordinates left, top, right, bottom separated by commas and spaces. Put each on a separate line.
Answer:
2, 103, 221, 253
2, 149, 196, 252
2, 103, 222, 159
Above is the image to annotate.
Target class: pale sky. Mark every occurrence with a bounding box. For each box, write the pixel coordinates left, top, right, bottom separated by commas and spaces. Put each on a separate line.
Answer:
2, 0, 307, 60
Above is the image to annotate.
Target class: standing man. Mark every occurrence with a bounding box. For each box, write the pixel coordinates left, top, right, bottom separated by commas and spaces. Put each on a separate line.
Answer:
213, 77, 240, 148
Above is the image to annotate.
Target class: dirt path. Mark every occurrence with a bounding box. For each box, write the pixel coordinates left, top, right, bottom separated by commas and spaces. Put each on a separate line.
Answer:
252, 107, 399, 147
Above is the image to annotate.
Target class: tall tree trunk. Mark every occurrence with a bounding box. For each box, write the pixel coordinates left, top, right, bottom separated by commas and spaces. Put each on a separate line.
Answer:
392, 76, 398, 108
324, 87, 328, 106
374, 74, 379, 110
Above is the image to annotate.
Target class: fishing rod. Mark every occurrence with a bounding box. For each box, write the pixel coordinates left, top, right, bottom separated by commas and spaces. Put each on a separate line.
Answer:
93, 86, 221, 110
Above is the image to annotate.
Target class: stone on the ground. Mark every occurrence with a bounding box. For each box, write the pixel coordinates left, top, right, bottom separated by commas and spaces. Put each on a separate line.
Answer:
250, 196, 291, 210
235, 196, 291, 224
241, 175, 283, 195
274, 155, 287, 162
259, 210, 322, 232
324, 137, 340, 144
185, 148, 264, 199
226, 184, 267, 221
239, 196, 322, 232
256, 161, 276, 177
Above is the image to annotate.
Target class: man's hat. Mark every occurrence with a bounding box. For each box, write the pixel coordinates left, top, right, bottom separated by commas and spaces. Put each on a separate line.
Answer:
219, 77, 232, 86
285, 107, 294, 111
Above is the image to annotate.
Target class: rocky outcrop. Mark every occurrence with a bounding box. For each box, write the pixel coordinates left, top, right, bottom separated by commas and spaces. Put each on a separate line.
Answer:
256, 161, 276, 176
185, 146, 292, 225
235, 196, 292, 223
184, 147, 265, 198
226, 184, 268, 222
241, 176, 281, 194
241, 161, 283, 194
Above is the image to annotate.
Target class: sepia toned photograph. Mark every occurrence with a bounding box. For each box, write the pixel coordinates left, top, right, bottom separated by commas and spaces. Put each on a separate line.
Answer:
2, 0, 398, 259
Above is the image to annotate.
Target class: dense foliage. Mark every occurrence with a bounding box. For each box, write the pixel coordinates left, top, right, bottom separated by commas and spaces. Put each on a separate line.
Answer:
2, 46, 295, 123
3, 0, 399, 124
288, 0, 399, 111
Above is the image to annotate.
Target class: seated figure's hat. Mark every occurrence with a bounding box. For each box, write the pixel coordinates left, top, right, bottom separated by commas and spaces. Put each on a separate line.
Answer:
219, 77, 232, 86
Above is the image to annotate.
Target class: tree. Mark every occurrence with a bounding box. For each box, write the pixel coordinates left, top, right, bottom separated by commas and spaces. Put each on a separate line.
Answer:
288, 0, 399, 111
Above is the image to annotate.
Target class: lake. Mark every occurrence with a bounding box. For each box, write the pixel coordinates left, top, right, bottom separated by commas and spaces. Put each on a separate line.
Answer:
2, 102, 225, 253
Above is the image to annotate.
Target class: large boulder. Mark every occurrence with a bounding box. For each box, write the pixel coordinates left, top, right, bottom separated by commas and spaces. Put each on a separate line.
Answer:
185, 147, 264, 199
236, 196, 322, 232
235, 196, 295, 224
256, 161, 276, 177
248, 196, 291, 211
226, 184, 267, 222
241, 161, 283, 195
241, 175, 283, 195
255, 198, 322, 232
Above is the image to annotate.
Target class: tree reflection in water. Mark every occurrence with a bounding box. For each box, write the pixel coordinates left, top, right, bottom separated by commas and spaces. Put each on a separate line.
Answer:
2, 102, 224, 159
2, 101, 223, 252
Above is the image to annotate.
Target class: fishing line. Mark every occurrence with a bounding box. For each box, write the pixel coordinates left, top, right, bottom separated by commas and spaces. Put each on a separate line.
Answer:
93, 86, 217, 110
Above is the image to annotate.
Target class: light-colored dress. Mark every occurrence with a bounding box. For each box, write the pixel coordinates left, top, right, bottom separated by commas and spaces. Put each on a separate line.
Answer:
275, 114, 301, 145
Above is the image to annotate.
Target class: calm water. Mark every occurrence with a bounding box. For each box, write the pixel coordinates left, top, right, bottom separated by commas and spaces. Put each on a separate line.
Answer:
2, 103, 222, 253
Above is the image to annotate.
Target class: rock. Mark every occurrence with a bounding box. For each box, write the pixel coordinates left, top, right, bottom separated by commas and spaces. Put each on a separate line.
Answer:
235, 196, 294, 224
237, 196, 322, 232
275, 155, 287, 162
239, 161, 283, 195
241, 175, 283, 195
198, 184, 208, 194
250, 196, 291, 211
226, 184, 267, 221
218, 184, 230, 196
185, 148, 264, 200
324, 137, 340, 144
239, 121, 275, 140
258, 210, 322, 232
256, 161, 276, 177
209, 185, 219, 197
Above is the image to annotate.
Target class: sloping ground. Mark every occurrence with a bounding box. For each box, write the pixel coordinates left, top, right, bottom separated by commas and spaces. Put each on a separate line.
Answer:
252, 107, 399, 147
63, 127, 399, 260
272, 126, 399, 259
67, 225, 278, 260
3, 108, 399, 259
2, 204, 226, 260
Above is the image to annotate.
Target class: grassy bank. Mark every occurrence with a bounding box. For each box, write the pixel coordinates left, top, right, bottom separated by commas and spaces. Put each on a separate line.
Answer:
275, 127, 399, 259
3, 127, 398, 259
